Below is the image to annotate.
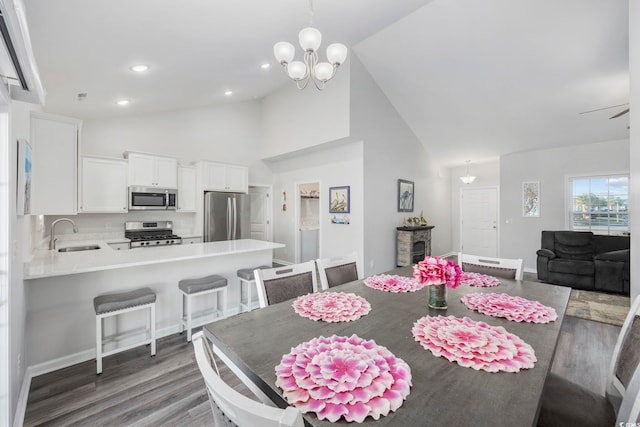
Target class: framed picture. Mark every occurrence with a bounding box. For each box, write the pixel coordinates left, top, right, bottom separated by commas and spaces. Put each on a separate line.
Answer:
329, 186, 350, 213
523, 181, 540, 217
17, 139, 32, 215
398, 179, 414, 212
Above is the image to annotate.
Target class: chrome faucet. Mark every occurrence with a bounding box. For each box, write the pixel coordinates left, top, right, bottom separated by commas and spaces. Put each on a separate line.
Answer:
49, 218, 79, 250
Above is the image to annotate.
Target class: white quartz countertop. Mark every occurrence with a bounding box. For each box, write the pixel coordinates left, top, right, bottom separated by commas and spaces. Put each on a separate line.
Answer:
26, 239, 285, 280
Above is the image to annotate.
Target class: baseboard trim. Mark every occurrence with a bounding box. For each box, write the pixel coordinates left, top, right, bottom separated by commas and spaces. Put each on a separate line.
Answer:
273, 258, 292, 266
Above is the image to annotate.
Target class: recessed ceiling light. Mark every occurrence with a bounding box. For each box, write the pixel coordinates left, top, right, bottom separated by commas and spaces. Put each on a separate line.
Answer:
116, 99, 130, 106
260, 63, 270, 70
224, 90, 233, 96
130, 64, 149, 72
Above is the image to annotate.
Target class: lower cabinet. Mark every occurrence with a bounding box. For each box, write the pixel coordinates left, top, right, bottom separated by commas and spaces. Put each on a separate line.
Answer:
80, 156, 128, 213
182, 237, 202, 244
107, 242, 130, 250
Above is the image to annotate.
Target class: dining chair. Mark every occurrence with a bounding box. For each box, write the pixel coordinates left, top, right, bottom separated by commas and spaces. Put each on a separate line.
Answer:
457, 252, 524, 280
192, 331, 304, 427
254, 261, 317, 308
316, 252, 359, 290
538, 295, 640, 426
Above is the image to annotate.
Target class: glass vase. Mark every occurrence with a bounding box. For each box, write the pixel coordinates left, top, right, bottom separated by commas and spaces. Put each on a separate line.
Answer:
428, 283, 447, 309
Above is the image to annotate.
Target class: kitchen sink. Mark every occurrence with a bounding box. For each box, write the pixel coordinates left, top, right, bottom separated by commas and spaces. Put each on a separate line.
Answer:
58, 245, 101, 253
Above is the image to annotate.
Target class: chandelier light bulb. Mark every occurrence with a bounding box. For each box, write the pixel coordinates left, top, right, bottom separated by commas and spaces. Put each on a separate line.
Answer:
314, 62, 334, 82
326, 43, 348, 65
299, 27, 322, 51
288, 61, 307, 80
274, 42, 295, 64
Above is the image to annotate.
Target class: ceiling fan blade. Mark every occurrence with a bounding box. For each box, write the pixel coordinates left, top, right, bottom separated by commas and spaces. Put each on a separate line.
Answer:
609, 108, 630, 119
579, 103, 628, 114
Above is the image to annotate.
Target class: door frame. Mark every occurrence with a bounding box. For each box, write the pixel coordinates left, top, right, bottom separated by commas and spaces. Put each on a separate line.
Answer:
459, 186, 500, 256
248, 184, 273, 242
295, 180, 321, 263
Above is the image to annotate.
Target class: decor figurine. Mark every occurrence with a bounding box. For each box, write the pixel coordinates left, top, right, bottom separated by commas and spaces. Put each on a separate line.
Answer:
413, 256, 462, 309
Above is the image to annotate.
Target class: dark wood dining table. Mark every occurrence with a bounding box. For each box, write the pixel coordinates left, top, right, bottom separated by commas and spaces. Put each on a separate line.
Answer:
203, 266, 571, 426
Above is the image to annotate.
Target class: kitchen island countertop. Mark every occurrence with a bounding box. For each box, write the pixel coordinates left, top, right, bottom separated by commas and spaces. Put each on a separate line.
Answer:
26, 239, 285, 280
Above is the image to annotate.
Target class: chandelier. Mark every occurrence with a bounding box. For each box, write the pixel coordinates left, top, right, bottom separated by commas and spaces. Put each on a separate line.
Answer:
460, 160, 477, 184
273, 0, 348, 90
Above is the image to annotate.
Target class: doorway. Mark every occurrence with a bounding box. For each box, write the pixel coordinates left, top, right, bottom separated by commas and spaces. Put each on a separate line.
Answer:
460, 187, 499, 257
248, 185, 272, 241
296, 181, 320, 263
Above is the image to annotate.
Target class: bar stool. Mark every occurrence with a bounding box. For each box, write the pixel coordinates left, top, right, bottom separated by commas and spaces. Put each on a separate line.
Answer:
237, 265, 271, 312
94, 287, 156, 375
179, 274, 228, 342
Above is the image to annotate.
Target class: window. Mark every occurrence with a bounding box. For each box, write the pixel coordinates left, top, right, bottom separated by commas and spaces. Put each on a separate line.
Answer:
569, 175, 629, 235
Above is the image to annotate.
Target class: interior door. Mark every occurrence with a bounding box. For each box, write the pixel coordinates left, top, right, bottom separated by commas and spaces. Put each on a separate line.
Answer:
249, 186, 271, 241
460, 187, 498, 257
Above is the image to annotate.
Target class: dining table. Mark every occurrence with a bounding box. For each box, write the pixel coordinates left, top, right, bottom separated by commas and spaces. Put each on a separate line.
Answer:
203, 266, 571, 426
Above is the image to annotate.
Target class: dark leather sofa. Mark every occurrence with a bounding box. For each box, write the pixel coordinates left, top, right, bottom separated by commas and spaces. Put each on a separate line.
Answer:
536, 230, 630, 295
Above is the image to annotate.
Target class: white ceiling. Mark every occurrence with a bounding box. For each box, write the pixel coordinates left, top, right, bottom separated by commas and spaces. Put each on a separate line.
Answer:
22, 0, 629, 166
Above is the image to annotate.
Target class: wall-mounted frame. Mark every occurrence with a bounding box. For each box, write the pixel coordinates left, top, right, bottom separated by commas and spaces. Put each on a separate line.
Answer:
522, 181, 540, 217
398, 179, 414, 212
329, 186, 350, 213
17, 139, 32, 215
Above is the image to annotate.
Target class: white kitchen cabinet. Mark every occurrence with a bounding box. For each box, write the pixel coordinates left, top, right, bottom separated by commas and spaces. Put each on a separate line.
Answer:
125, 152, 177, 188
181, 236, 202, 244
202, 162, 248, 193
177, 166, 197, 212
30, 112, 81, 215
107, 242, 130, 250
80, 156, 128, 213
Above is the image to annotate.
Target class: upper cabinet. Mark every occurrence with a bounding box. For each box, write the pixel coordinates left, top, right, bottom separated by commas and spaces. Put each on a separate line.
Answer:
80, 156, 128, 213
202, 162, 248, 193
177, 166, 197, 212
125, 152, 177, 188
30, 112, 81, 215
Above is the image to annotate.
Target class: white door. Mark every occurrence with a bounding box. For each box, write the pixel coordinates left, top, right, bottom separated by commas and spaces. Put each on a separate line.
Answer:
460, 187, 498, 257
249, 186, 271, 241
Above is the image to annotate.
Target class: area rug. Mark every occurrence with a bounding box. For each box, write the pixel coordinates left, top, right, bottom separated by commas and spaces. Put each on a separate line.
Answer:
566, 289, 630, 327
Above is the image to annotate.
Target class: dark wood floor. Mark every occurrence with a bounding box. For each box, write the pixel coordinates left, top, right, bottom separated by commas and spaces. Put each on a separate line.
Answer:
23, 313, 619, 426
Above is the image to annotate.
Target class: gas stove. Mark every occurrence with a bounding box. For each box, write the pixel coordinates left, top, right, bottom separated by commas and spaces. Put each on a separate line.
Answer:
125, 221, 182, 248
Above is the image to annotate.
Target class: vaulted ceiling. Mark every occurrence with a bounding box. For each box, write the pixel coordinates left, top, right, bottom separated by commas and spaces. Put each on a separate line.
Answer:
23, 0, 629, 166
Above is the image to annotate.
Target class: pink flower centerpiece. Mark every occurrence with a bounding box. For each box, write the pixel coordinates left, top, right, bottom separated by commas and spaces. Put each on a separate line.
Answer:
275, 335, 412, 423
413, 256, 462, 309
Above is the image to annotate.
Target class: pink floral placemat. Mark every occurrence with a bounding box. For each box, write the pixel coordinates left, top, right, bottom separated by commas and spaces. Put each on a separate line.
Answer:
293, 292, 371, 322
461, 293, 558, 323
412, 315, 537, 373
459, 271, 500, 287
275, 335, 412, 423
363, 274, 425, 293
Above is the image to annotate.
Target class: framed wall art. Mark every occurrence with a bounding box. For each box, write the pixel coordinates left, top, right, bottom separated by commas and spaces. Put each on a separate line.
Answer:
398, 179, 414, 212
522, 181, 540, 217
17, 139, 32, 215
329, 186, 350, 213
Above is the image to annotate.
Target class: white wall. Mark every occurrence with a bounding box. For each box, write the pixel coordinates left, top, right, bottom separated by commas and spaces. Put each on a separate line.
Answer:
267, 140, 364, 267
349, 55, 452, 274
500, 139, 630, 271
450, 159, 500, 254
630, 0, 639, 301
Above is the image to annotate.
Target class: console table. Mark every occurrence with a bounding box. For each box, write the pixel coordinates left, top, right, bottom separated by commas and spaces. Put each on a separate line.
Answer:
396, 225, 434, 266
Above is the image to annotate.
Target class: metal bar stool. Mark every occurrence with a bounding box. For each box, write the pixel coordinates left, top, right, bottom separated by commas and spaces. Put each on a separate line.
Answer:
237, 265, 271, 312
94, 287, 157, 375
179, 274, 228, 341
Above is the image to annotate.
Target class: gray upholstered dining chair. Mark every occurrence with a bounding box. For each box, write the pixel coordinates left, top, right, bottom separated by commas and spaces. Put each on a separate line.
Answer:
254, 261, 317, 308
316, 252, 359, 290
457, 252, 524, 280
538, 295, 640, 426
192, 331, 304, 427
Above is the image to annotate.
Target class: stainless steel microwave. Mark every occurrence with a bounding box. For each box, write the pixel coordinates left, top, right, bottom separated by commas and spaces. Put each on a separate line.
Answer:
128, 186, 177, 211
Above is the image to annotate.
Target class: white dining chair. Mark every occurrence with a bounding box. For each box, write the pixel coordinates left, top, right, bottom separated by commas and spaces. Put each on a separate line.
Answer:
316, 252, 359, 290
457, 252, 524, 280
192, 331, 304, 427
538, 295, 640, 426
254, 261, 317, 308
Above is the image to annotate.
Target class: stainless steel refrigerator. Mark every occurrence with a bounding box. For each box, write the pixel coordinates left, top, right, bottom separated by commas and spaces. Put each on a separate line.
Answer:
204, 191, 250, 242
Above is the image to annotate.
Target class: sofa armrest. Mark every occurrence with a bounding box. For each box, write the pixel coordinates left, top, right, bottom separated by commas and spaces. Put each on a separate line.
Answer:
536, 249, 556, 259
594, 249, 630, 263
